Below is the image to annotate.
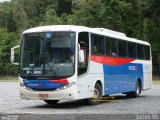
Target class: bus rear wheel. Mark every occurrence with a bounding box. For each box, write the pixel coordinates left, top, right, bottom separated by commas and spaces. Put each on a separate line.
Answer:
87, 83, 102, 105
126, 81, 141, 98
44, 100, 59, 105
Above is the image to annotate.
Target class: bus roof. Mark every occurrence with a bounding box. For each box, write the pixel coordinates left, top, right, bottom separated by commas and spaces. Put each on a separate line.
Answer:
23, 25, 150, 46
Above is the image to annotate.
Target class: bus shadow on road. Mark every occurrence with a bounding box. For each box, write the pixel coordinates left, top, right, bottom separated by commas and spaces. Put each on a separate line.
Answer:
27, 99, 89, 109
26, 95, 147, 109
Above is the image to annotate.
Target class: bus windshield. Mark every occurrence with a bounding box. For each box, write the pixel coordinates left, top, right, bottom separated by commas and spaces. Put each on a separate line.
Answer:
20, 32, 75, 78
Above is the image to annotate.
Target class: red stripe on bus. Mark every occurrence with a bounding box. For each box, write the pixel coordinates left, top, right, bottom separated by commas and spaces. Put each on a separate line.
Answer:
90, 55, 134, 66
49, 79, 68, 85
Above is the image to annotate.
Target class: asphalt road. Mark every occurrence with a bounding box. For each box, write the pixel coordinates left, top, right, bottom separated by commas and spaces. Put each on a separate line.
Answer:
0, 82, 160, 120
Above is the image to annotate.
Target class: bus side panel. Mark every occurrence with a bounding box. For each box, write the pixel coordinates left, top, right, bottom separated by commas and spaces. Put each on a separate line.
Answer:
103, 63, 143, 95
135, 60, 152, 90
90, 56, 144, 95
77, 61, 104, 99
143, 64, 152, 89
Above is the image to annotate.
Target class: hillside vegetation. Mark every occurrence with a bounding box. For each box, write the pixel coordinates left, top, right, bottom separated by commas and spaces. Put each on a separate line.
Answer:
0, 0, 160, 77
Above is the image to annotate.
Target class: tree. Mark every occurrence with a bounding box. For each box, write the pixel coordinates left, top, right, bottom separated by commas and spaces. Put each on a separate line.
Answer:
12, 0, 29, 32
0, 0, 160, 77
0, 2, 16, 32
57, 0, 72, 16
0, 28, 19, 75
41, 8, 61, 25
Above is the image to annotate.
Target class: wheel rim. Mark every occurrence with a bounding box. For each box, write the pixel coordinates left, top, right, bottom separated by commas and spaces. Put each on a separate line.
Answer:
136, 84, 140, 95
93, 87, 100, 100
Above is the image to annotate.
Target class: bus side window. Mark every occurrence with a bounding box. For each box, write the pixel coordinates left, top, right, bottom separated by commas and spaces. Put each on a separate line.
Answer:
105, 37, 117, 57
118, 39, 127, 58
91, 34, 105, 56
144, 45, 150, 60
137, 44, 144, 59
78, 32, 89, 76
128, 42, 136, 58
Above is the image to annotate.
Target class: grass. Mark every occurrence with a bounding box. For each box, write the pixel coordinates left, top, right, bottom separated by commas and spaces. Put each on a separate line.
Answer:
0, 76, 18, 82
152, 80, 160, 84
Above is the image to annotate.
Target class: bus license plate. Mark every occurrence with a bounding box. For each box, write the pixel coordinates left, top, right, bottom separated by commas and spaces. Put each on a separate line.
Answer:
39, 94, 48, 98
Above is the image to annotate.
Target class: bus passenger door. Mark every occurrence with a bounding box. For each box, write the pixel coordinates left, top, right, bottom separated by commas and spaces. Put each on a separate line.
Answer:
77, 32, 91, 99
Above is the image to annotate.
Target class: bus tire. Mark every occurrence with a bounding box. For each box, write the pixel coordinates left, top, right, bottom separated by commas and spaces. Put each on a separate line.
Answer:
87, 83, 102, 105
126, 81, 141, 98
44, 100, 59, 105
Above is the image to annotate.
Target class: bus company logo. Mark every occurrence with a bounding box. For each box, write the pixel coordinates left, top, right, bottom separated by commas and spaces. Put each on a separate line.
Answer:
28, 83, 42, 87
38, 83, 42, 87
47, 83, 60, 87
128, 65, 138, 71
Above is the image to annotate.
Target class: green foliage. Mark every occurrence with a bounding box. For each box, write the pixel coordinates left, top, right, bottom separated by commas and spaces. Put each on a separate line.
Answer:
0, 29, 19, 75
71, 0, 102, 27
0, 2, 16, 32
0, 0, 160, 76
12, 0, 29, 32
41, 8, 61, 25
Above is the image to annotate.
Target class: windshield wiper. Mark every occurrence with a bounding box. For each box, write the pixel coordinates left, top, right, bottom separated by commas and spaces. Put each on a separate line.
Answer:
27, 64, 35, 77
44, 52, 57, 76
46, 62, 57, 76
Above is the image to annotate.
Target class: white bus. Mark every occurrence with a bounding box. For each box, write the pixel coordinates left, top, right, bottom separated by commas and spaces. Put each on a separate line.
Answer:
11, 25, 152, 105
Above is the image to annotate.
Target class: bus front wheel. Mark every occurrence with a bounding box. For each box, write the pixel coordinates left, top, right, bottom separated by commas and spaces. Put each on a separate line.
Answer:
44, 100, 59, 105
87, 83, 102, 105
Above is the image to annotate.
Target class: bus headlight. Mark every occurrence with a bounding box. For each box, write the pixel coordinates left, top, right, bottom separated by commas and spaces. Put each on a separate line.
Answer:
58, 82, 76, 90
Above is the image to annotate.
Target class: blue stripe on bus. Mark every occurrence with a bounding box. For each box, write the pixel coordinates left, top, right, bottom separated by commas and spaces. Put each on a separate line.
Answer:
23, 80, 66, 90
103, 63, 143, 95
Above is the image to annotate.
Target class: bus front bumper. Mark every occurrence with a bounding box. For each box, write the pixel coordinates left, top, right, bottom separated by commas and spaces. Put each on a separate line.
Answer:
19, 86, 78, 100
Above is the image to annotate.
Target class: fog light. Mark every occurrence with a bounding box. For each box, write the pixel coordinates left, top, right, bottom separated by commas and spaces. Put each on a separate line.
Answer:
20, 82, 24, 87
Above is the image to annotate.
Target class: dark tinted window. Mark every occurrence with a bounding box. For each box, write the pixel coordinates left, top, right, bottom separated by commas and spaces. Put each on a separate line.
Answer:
105, 37, 117, 56
118, 40, 127, 57
144, 45, 150, 60
137, 44, 144, 59
78, 32, 89, 76
128, 42, 136, 58
91, 34, 105, 55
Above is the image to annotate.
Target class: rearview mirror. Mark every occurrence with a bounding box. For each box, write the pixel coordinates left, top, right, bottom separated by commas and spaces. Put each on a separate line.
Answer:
11, 45, 20, 65
79, 49, 85, 63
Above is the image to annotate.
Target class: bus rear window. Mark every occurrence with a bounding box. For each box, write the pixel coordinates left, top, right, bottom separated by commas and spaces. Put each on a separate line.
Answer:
144, 46, 150, 60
